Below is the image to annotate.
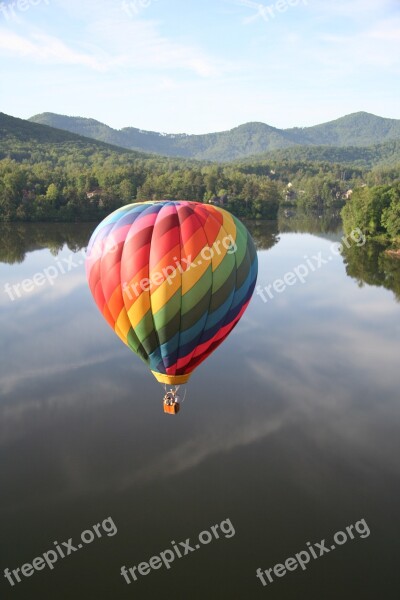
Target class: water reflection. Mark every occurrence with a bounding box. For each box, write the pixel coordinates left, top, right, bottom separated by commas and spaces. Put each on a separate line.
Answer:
245, 220, 280, 251
342, 239, 400, 302
0, 223, 92, 264
277, 207, 342, 235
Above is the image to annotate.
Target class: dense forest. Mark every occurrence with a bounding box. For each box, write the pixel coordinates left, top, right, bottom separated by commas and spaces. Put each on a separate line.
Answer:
341, 183, 400, 241
242, 139, 400, 169
0, 153, 281, 222
1, 113, 399, 234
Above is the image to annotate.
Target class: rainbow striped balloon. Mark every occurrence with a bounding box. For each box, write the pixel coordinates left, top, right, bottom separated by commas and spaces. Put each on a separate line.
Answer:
86, 201, 258, 386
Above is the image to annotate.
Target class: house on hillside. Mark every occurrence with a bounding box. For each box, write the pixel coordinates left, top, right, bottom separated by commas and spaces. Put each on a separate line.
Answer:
209, 194, 228, 207
86, 188, 104, 199
284, 183, 296, 202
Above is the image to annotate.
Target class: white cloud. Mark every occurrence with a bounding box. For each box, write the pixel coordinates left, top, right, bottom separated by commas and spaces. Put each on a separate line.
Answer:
0, 29, 118, 70
0, 4, 234, 78
0, 351, 117, 397
86, 16, 234, 77
121, 412, 288, 487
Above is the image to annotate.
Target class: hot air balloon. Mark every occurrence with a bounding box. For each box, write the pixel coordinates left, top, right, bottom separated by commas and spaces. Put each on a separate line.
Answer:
86, 201, 258, 413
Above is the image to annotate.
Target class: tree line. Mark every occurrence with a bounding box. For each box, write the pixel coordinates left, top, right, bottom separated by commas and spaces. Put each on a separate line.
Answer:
0, 132, 399, 228
341, 183, 400, 240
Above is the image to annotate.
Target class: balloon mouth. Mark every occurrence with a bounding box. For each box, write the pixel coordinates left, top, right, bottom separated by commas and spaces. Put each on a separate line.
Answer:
151, 371, 191, 385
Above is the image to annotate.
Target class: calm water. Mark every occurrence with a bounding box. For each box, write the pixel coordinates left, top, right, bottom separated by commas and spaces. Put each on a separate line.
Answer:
0, 214, 399, 600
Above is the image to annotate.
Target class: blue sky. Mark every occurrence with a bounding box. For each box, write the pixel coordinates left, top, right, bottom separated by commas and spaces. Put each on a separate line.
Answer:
0, 0, 399, 133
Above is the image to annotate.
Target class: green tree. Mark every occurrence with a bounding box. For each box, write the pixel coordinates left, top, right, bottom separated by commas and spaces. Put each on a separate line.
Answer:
342, 185, 392, 236
45, 183, 59, 203
381, 184, 400, 238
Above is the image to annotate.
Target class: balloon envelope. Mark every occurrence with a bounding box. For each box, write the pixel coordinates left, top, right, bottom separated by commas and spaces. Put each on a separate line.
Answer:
86, 201, 258, 385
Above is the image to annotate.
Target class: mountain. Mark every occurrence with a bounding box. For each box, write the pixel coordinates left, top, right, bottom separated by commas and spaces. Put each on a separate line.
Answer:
0, 111, 142, 152
0, 112, 148, 161
29, 111, 400, 162
1, 111, 91, 144
29, 113, 298, 160
3, 112, 400, 168
285, 112, 400, 147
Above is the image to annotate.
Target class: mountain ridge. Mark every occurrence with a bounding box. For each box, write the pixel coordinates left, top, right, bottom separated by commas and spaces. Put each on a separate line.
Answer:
0, 111, 144, 154
29, 111, 400, 162
1, 112, 399, 168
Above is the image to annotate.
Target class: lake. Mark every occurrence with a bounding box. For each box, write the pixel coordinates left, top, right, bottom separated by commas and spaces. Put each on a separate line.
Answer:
0, 213, 399, 599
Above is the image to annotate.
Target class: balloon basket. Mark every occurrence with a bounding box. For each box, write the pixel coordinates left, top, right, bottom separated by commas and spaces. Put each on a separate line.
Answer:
163, 386, 184, 415
163, 401, 180, 415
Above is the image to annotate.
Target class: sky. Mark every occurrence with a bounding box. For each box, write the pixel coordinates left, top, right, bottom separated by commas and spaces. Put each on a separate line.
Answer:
0, 0, 399, 133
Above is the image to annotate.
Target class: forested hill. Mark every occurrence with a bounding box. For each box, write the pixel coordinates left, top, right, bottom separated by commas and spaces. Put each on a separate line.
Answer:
29, 111, 400, 162
0, 112, 148, 160
285, 112, 400, 147
240, 139, 400, 169
29, 114, 296, 160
